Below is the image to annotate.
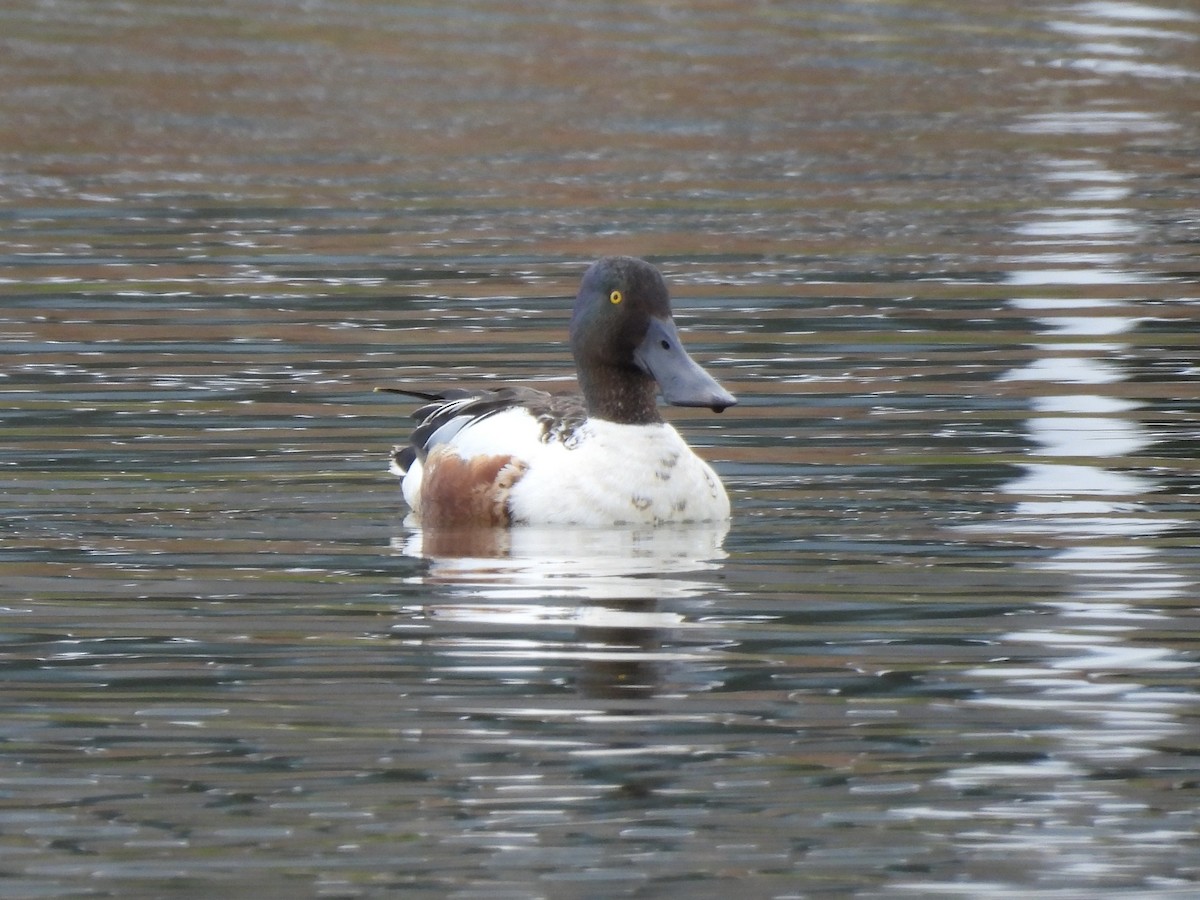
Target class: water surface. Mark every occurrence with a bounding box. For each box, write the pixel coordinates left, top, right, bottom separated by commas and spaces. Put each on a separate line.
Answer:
2, 1, 1199, 897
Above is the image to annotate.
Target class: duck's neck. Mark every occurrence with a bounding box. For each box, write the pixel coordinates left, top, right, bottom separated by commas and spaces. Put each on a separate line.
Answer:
579, 367, 663, 426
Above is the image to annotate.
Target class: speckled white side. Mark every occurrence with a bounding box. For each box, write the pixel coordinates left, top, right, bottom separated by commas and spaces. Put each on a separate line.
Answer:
399, 407, 730, 526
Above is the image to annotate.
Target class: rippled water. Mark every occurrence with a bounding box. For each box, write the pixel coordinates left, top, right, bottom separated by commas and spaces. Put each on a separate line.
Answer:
2, 1, 1199, 897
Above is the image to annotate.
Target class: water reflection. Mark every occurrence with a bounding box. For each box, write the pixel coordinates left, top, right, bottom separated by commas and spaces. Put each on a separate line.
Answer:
391, 523, 731, 700
395, 522, 727, 586
915, 440, 1191, 863
996, 146, 1187, 639
903, 31, 1200, 887
1048, 0, 1199, 80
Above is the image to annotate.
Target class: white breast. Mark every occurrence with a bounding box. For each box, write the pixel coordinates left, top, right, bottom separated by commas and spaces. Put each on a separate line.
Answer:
506, 418, 730, 526
403, 409, 730, 527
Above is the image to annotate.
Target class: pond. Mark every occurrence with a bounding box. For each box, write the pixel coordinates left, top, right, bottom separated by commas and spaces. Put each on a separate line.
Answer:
1, 1, 1198, 897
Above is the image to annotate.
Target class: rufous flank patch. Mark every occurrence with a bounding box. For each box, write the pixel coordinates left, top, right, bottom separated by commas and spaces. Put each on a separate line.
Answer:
419, 447, 527, 526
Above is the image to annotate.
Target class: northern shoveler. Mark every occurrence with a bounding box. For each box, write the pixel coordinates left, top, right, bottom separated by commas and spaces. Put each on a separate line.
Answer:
383, 256, 736, 527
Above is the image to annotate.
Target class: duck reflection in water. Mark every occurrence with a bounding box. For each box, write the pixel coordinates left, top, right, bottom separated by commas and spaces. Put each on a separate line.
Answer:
390, 522, 730, 703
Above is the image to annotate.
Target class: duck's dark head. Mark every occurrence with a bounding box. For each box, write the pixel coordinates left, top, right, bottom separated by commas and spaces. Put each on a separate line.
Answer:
569, 256, 737, 424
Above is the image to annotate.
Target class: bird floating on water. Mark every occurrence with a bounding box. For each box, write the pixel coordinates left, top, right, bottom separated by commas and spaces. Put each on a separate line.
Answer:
380, 256, 735, 527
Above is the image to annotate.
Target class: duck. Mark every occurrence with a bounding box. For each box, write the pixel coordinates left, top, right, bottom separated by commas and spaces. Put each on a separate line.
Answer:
381, 256, 736, 527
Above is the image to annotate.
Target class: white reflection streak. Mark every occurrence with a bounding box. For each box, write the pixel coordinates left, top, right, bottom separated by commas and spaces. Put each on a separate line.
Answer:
389, 522, 730, 659
993, 155, 1187, 721
896, 9, 1199, 895
1026, 417, 1149, 457
396, 522, 728, 599
928, 152, 1195, 885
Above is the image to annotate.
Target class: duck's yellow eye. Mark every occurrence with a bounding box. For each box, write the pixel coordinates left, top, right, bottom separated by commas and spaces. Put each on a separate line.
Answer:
609, 289, 623, 305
